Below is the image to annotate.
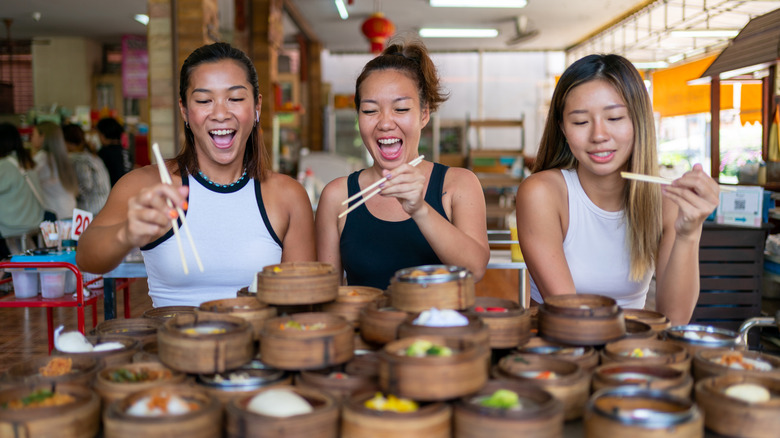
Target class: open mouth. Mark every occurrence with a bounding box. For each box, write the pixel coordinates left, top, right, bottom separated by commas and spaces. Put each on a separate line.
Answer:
209, 129, 236, 149
377, 138, 403, 160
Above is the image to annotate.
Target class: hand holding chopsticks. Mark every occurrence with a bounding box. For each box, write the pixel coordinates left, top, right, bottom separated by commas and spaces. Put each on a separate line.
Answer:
339, 155, 425, 219
620, 172, 736, 192
151, 143, 204, 274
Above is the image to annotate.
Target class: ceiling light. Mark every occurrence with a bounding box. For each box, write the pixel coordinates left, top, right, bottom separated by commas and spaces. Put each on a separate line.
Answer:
632, 61, 669, 70
666, 53, 685, 64
419, 28, 499, 38
334, 0, 349, 20
669, 29, 739, 38
430, 0, 527, 7
134, 14, 149, 26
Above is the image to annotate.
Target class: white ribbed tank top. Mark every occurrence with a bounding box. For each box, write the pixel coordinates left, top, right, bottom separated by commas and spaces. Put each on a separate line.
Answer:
142, 173, 282, 307
529, 168, 651, 309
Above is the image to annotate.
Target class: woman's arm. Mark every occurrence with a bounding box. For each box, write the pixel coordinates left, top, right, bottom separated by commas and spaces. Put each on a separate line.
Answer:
315, 177, 347, 280
654, 164, 720, 326
263, 173, 316, 262
515, 170, 576, 298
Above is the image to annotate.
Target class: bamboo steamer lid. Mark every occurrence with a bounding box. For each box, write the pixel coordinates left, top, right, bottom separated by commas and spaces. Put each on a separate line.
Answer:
260, 312, 354, 370
516, 337, 599, 373
397, 312, 490, 346
602, 339, 692, 374
256, 262, 340, 305
623, 319, 655, 340
103, 384, 222, 438
225, 385, 339, 438
494, 353, 590, 421
94, 361, 187, 404
54, 334, 139, 367
95, 317, 163, 347
695, 374, 780, 438
453, 379, 564, 438
157, 313, 255, 374
537, 294, 626, 346
3, 355, 101, 387
143, 306, 197, 322
623, 309, 671, 333
662, 325, 741, 356
342, 391, 452, 438
464, 297, 532, 349
389, 265, 475, 312
692, 348, 780, 381
584, 387, 703, 438
359, 303, 409, 345
195, 359, 292, 406
198, 297, 277, 340
322, 286, 384, 328
592, 363, 693, 400
0, 382, 100, 438
379, 335, 489, 401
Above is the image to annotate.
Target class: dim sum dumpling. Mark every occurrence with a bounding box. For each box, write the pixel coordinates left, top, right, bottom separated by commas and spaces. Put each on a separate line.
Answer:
93, 342, 125, 351
247, 389, 313, 417
54, 325, 94, 353
724, 383, 771, 403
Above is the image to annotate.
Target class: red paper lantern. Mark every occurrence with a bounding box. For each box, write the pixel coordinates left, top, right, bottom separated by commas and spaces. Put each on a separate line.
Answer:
361, 12, 395, 54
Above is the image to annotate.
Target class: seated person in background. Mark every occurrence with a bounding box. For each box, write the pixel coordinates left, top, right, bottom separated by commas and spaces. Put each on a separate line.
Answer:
515, 54, 719, 326
63, 124, 111, 215
96, 117, 132, 186
31, 122, 78, 220
76, 42, 316, 307
316, 37, 489, 290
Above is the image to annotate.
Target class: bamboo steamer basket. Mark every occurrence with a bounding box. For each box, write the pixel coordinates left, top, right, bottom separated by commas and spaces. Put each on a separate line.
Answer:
464, 297, 532, 349
517, 337, 599, 372
94, 361, 187, 404
225, 385, 339, 438
157, 313, 254, 374
237, 286, 254, 297
584, 387, 703, 438
538, 294, 626, 345
195, 360, 292, 406
692, 348, 780, 381
260, 312, 354, 370
592, 364, 694, 399
662, 325, 741, 356
54, 334, 139, 367
298, 367, 378, 402
345, 350, 382, 378
95, 317, 163, 346
342, 391, 452, 438
602, 339, 691, 374
256, 262, 340, 305
3, 355, 101, 387
624, 319, 655, 340
322, 286, 384, 328
453, 379, 564, 438
494, 353, 590, 421
379, 335, 489, 401
388, 265, 475, 312
397, 312, 490, 346
103, 384, 222, 438
198, 297, 277, 340
359, 303, 409, 345
143, 306, 197, 322
0, 382, 100, 438
133, 341, 161, 363
623, 309, 671, 333
353, 331, 380, 352
695, 374, 780, 438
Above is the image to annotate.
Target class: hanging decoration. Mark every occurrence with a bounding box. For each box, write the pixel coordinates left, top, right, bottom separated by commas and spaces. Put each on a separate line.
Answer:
361, 12, 395, 54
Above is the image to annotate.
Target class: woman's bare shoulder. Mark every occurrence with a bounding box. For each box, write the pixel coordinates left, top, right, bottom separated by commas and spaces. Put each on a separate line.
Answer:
517, 169, 566, 200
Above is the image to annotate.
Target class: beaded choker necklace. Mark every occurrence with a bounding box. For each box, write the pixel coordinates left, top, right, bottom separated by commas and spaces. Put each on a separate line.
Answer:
197, 170, 247, 188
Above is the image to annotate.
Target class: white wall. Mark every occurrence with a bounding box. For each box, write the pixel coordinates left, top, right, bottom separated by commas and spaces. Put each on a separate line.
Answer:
321, 50, 566, 157
32, 37, 101, 111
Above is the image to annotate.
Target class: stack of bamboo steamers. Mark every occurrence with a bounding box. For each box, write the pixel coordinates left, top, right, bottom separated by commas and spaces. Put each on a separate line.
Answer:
2, 262, 780, 438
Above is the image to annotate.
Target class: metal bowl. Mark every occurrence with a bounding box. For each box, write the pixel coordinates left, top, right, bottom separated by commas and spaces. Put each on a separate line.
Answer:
393, 265, 471, 284
588, 386, 698, 428
663, 324, 738, 348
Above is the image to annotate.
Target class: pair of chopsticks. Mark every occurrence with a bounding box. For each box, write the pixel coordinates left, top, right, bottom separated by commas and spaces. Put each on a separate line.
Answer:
620, 172, 737, 192
151, 143, 204, 274
339, 155, 425, 219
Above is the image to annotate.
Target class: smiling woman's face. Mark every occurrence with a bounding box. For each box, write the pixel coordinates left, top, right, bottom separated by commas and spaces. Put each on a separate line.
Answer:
357, 69, 429, 169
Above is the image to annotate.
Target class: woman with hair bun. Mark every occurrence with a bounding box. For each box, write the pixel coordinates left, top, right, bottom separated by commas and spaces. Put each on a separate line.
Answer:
316, 38, 490, 290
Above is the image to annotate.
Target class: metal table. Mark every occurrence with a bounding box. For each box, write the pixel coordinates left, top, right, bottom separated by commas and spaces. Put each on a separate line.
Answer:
102, 261, 147, 320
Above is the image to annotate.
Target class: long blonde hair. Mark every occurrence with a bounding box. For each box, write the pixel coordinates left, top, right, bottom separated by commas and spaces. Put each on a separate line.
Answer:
534, 54, 662, 280
36, 122, 79, 197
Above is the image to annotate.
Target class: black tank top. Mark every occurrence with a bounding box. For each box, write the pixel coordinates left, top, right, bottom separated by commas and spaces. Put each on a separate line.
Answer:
339, 163, 449, 290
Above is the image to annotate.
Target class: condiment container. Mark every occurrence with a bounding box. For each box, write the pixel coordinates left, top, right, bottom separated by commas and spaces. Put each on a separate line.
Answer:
157, 313, 254, 374
94, 361, 186, 403
388, 265, 475, 312
584, 387, 703, 438
94, 317, 163, 347
142, 306, 197, 322
464, 297, 531, 349
379, 335, 489, 401
54, 334, 139, 367
623, 309, 671, 333
694, 374, 780, 438
256, 262, 340, 305
453, 379, 564, 438
0, 382, 100, 438
260, 312, 354, 370
198, 297, 277, 340
322, 286, 383, 328
692, 347, 780, 381
397, 312, 490, 346
662, 325, 741, 356
537, 294, 626, 345
601, 339, 691, 374
592, 363, 693, 399
359, 303, 408, 345
517, 336, 599, 372
195, 360, 291, 405
342, 391, 452, 438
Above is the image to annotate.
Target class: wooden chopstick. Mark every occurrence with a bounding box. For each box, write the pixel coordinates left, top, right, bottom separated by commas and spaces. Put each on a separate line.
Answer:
342, 155, 425, 206
151, 143, 205, 273
620, 172, 737, 192
338, 155, 426, 219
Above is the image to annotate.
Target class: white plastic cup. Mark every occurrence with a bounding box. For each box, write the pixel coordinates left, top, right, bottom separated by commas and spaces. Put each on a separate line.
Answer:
40, 271, 66, 299
11, 271, 39, 298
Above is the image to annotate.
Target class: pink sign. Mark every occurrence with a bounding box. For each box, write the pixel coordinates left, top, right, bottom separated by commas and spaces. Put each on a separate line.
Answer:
122, 35, 148, 98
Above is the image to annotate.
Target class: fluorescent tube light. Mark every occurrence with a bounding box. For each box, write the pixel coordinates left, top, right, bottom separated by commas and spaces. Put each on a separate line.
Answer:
430, 0, 527, 7
335, 0, 349, 20
134, 14, 149, 26
632, 61, 669, 69
419, 28, 499, 38
669, 29, 739, 38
